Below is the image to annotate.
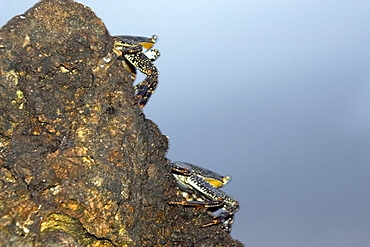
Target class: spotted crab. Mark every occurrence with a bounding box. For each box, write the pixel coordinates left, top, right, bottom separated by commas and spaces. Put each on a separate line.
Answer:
112, 35, 160, 108
168, 161, 240, 233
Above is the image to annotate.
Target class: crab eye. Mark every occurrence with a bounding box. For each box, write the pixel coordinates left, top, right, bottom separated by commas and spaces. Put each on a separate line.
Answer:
151, 35, 158, 42
223, 175, 232, 185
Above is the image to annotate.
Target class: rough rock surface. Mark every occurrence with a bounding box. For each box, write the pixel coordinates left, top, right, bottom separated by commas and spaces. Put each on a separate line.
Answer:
0, 0, 244, 246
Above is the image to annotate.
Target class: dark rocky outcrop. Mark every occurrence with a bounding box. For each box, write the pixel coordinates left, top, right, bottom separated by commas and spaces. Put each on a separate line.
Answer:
0, 0, 243, 246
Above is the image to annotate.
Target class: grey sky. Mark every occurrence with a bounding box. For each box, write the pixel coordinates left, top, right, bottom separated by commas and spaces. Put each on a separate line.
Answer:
1, 1, 370, 246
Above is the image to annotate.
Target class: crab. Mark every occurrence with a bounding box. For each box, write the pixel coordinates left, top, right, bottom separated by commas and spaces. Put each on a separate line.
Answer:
168, 161, 240, 233
112, 34, 160, 108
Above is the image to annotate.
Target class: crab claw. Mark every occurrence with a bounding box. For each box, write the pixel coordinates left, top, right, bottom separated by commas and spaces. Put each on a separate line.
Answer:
202, 209, 235, 233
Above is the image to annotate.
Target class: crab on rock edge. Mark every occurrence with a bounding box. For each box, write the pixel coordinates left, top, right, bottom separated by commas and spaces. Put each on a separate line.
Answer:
168, 161, 240, 233
112, 35, 160, 108
95, 34, 160, 108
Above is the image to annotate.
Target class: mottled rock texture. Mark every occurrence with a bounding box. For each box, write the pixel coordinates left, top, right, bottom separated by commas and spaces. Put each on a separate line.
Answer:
0, 0, 243, 246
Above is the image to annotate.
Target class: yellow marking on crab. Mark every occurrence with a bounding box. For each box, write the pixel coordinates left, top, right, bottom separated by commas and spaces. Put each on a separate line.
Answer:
204, 175, 231, 188
141, 42, 155, 50
204, 178, 224, 188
